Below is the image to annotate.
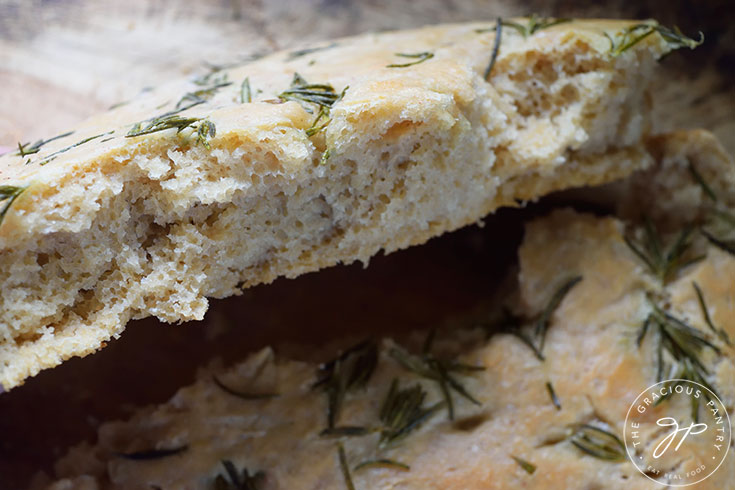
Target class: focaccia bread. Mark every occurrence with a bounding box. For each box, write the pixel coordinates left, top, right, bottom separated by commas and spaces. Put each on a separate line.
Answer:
39, 213, 735, 490
0, 19, 697, 389
616, 129, 735, 231
39, 130, 735, 490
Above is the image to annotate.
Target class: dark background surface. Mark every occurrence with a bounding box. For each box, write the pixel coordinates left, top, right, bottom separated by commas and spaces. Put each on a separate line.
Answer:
0, 1, 732, 488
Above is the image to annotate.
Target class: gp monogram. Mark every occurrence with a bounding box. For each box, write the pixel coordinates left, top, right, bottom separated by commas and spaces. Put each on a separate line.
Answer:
624, 379, 731, 487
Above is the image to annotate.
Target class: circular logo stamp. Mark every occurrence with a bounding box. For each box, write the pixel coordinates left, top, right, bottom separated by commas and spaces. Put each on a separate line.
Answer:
624, 379, 731, 487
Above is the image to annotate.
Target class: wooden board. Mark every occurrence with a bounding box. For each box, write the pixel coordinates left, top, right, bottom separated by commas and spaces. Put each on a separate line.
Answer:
0, 1, 732, 488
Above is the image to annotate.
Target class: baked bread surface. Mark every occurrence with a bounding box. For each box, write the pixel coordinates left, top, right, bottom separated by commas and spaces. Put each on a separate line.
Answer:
41, 130, 735, 489
0, 19, 673, 389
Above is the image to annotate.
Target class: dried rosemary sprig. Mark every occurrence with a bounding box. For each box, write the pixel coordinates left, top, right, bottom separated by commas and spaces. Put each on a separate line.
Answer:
36, 132, 113, 166
624, 219, 703, 285
511, 455, 537, 474
605, 21, 703, 57
193, 68, 230, 87
655, 359, 719, 422
638, 298, 722, 419
686, 161, 735, 257
279, 73, 343, 111
319, 378, 444, 449
389, 330, 483, 421
127, 115, 199, 137
480, 15, 569, 79
314, 340, 378, 429
486, 277, 582, 361
570, 424, 625, 461
378, 378, 444, 448
0, 185, 27, 226
644, 300, 721, 377
126, 115, 216, 149
386, 52, 434, 68
15, 131, 74, 157
117, 445, 188, 461
176, 79, 233, 110
278, 73, 348, 136
501, 15, 570, 38
323, 377, 432, 487
214, 460, 265, 490
195, 120, 217, 148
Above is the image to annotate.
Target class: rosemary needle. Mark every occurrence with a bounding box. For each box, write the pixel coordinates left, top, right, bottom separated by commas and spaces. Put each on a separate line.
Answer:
314, 340, 378, 429
15, 131, 74, 157
117, 445, 188, 461
605, 22, 703, 57
511, 455, 537, 474
624, 219, 702, 285
214, 460, 265, 490
37, 132, 113, 166
687, 161, 735, 257
241, 77, 252, 103
638, 298, 722, 418
702, 229, 735, 257
279, 73, 347, 136
570, 425, 625, 461
386, 52, 434, 68
480, 14, 563, 80
546, 381, 562, 410
688, 161, 718, 202
535, 276, 582, 352
353, 459, 410, 472
693, 282, 731, 345
212, 375, 278, 400
176, 81, 232, 110
484, 18, 503, 80
0, 185, 27, 226
287, 42, 338, 60
338, 443, 356, 490
501, 15, 571, 38
126, 116, 216, 149
487, 278, 581, 361
389, 331, 483, 421
378, 378, 444, 448
320, 148, 332, 166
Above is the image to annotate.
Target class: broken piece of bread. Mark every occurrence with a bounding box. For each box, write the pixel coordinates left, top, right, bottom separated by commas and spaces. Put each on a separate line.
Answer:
0, 19, 694, 389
